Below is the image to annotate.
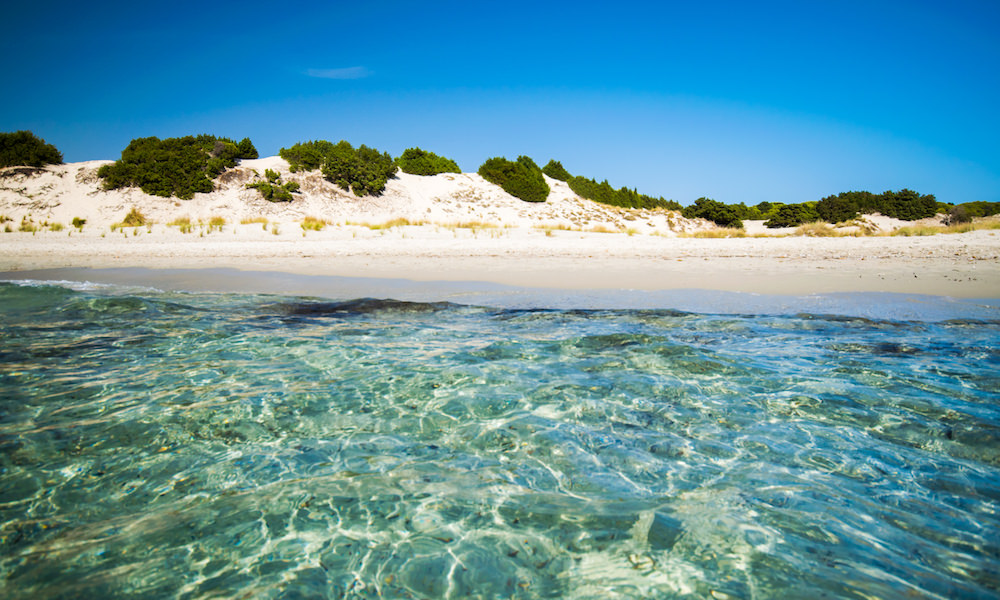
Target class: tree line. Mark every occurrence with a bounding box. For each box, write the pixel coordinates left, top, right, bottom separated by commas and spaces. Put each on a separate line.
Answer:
3, 130, 996, 223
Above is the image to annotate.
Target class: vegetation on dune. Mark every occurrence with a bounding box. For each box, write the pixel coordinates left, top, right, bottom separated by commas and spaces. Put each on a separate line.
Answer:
397, 147, 461, 176
279, 140, 397, 196
682, 197, 744, 229
10, 131, 975, 237
98, 135, 258, 199
815, 189, 938, 223
944, 201, 1000, 225
541, 159, 572, 182
0, 131, 64, 168
763, 202, 820, 228
543, 159, 680, 211
246, 168, 300, 202
478, 155, 550, 203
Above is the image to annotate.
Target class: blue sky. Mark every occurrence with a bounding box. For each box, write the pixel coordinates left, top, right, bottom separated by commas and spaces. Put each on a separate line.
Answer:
3, 0, 998, 204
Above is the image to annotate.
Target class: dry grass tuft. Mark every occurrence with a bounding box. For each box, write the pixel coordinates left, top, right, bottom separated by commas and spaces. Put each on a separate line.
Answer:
348, 217, 428, 230
168, 217, 195, 234
795, 222, 840, 237
683, 228, 746, 238
301, 216, 327, 231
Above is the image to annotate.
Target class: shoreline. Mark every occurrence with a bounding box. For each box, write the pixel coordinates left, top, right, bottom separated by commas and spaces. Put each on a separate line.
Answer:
1, 227, 998, 298
4, 265, 999, 322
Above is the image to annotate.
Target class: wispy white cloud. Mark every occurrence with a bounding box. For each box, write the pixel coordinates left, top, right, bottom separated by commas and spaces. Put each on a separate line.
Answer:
305, 66, 371, 80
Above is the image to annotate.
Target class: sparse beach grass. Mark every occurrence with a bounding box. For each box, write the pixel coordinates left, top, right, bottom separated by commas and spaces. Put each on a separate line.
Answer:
683, 228, 747, 238
347, 218, 429, 230
112, 207, 147, 231
795, 222, 842, 237
890, 220, 1000, 237
168, 217, 195, 234
301, 216, 327, 231
208, 216, 226, 232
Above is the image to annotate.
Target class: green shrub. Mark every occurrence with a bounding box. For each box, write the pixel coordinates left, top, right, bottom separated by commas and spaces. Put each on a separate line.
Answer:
72, 217, 86, 230
279, 140, 337, 173
478, 156, 550, 203
764, 203, 820, 228
816, 189, 937, 222
279, 140, 397, 196
541, 159, 572, 181
963, 201, 1000, 218
566, 175, 679, 210
98, 135, 258, 199
0, 131, 63, 168
246, 167, 301, 202
543, 159, 678, 210
681, 197, 743, 228
397, 147, 461, 175
945, 205, 972, 225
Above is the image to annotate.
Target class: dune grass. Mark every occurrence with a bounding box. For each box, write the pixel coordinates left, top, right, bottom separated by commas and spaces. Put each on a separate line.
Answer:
682, 228, 747, 238
208, 216, 226, 231
301, 216, 327, 231
168, 217, 195, 234
111, 207, 147, 231
347, 217, 429, 230
890, 220, 1000, 236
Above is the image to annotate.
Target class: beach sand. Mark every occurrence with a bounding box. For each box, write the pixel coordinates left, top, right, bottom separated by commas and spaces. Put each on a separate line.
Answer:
2, 158, 998, 298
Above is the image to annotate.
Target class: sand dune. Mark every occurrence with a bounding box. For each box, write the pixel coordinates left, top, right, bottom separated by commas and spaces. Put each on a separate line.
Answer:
1, 158, 998, 297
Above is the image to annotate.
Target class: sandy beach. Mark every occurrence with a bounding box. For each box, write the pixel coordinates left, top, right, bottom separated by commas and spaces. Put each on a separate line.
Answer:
2, 158, 998, 298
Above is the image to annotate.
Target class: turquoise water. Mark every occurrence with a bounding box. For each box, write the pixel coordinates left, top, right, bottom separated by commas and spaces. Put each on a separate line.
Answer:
1, 280, 998, 599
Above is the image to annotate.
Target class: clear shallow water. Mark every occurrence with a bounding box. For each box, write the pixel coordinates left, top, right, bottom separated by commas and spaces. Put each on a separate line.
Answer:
1, 281, 998, 599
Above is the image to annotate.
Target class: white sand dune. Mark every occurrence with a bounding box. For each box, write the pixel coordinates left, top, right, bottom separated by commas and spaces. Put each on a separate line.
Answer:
1, 158, 998, 297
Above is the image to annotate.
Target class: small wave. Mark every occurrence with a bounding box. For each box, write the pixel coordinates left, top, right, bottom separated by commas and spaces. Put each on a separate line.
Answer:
1, 278, 164, 295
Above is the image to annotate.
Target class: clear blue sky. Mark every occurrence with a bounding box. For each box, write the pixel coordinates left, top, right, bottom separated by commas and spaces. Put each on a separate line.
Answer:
3, 0, 998, 205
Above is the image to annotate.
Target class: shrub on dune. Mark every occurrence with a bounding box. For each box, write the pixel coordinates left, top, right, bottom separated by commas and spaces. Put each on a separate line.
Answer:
477, 155, 550, 203
397, 147, 461, 176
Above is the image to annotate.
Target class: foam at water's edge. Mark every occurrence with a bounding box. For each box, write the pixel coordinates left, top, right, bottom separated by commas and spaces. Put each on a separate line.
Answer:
2, 267, 998, 321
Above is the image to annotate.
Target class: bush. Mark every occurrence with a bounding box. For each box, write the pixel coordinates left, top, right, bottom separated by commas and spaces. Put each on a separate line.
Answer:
548, 160, 678, 210
764, 203, 820, 228
397, 147, 461, 176
681, 197, 743, 228
246, 168, 299, 202
541, 159, 572, 181
944, 205, 972, 225
478, 156, 550, 203
279, 140, 397, 196
279, 140, 337, 173
879, 189, 938, 220
98, 134, 258, 199
0, 131, 64, 168
816, 189, 937, 222
951, 201, 1000, 219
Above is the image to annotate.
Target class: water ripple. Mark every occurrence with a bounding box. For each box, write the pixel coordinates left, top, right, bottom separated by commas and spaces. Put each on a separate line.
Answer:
1, 282, 998, 598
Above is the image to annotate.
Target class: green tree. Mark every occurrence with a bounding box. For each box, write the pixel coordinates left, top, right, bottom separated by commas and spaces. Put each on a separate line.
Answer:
879, 189, 938, 220
0, 131, 64, 168
681, 197, 743, 228
98, 134, 257, 199
279, 140, 337, 173
764, 203, 820, 228
279, 140, 398, 196
478, 155, 550, 203
541, 159, 572, 181
397, 147, 461, 175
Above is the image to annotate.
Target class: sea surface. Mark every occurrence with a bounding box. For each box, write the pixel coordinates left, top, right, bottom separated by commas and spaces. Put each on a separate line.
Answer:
1, 279, 998, 599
